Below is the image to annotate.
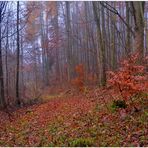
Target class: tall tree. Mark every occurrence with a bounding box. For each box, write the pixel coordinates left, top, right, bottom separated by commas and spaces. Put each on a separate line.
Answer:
93, 2, 106, 86
53, 2, 60, 81
110, 2, 117, 70
131, 2, 145, 61
0, 2, 7, 108
65, 1, 73, 81
16, 1, 21, 105
125, 2, 131, 55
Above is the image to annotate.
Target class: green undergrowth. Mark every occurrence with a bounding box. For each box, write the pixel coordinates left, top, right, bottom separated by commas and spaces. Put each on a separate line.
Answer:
68, 137, 94, 147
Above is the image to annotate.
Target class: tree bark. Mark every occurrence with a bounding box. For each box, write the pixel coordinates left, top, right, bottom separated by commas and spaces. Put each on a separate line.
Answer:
16, 1, 21, 106
125, 2, 131, 55
93, 2, 106, 86
65, 2, 73, 81
131, 2, 145, 61
0, 2, 6, 108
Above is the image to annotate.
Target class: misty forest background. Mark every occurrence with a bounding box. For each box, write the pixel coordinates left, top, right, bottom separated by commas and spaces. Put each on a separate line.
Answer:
0, 1, 147, 107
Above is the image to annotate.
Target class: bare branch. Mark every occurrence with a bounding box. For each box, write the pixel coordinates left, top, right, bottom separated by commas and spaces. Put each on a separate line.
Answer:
100, 2, 135, 37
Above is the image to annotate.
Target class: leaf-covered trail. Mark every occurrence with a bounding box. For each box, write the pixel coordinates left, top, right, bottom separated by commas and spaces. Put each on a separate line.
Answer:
0, 96, 95, 146
0, 91, 148, 147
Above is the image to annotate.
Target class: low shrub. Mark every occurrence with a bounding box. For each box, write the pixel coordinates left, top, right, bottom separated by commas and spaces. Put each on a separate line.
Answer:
107, 52, 148, 110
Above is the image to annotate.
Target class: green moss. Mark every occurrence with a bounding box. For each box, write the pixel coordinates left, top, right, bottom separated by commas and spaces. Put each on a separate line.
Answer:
144, 111, 148, 116
48, 143, 55, 147
140, 93, 148, 100
0, 140, 5, 146
138, 113, 147, 124
68, 138, 94, 147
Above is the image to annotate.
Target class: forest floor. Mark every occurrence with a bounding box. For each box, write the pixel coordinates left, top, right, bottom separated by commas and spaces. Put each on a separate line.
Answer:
0, 87, 148, 147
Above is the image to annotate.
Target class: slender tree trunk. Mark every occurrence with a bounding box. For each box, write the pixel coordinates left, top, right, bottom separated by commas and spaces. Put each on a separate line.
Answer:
110, 2, 117, 70
146, 10, 148, 55
84, 2, 91, 81
16, 1, 21, 106
0, 3, 6, 108
101, 4, 107, 84
106, 7, 111, 70
125, 2, 131, 56
20, 34, 24, 98
5, 11, 9, 101
65, 1, 73, 81
54, 2, 60, 81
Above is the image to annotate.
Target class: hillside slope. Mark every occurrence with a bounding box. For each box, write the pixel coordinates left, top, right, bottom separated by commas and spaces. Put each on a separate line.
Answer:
0, 89, 147, 147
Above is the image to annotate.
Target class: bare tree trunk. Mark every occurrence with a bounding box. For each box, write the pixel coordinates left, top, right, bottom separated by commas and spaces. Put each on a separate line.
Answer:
0, 2, 6, 108
65, 1, 73, 81
20, 34, 24, 98
101, 3, 107, 85
131, 2, 145, 61
110, 2, 117, 70
54, 2, 60, 81
16, 1, 21, 106
40, 9, 49, 86
84, 2, 91, 81
146, 9, 148, 55
5, 10, 9, 101
93, 2, 106, 86
125, 2, 131, 55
